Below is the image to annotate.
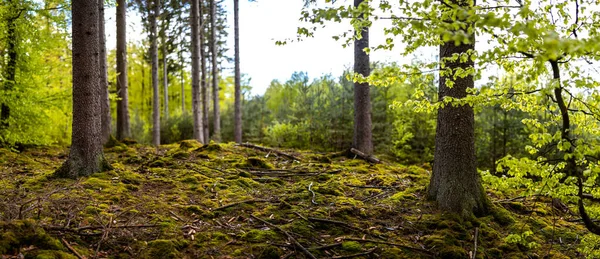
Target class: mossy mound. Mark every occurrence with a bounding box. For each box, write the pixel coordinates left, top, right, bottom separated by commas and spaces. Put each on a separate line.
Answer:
0, 144, 592, 258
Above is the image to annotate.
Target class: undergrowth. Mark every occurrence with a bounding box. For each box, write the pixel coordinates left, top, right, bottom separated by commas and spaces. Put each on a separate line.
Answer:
0, 141, 593, 258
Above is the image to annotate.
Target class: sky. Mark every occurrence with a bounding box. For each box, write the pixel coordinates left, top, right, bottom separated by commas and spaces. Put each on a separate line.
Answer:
105, 0, 413, 95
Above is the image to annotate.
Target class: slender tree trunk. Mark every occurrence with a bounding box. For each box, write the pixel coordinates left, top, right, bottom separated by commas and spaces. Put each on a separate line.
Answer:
428, 0, 488, 217
99, 0, 111, 143
151, 0, 160, 146
56, 0, 109, 178
116, 0, 131, 140
162, 26, 169, 120
210, 0, 221, 142
233, 0, 242, 143
180, 49, 185, 114
352, 0, 373, 155
191, 0, 204, 143
200, 3, 210, 142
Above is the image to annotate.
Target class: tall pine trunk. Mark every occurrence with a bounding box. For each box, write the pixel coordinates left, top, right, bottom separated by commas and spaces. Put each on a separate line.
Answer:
200, 2, 210, 142
99, 0, 111, 143
428, 0, 488, 217
210, 0, 221, 142
233, 0, 242, 143
352, 0, 373, 155
162, 22, 169, 121
191, 0, 204, 143
116, 0, 131, 140
56, 0, 109, 178
151, 0, 160, 146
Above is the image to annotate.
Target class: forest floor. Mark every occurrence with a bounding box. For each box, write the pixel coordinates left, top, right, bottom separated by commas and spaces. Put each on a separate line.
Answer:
0, 140, 591, 258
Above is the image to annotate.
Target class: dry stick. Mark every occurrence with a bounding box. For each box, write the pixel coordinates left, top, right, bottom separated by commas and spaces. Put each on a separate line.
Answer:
309, 242, 343, 250
238, 143, 301, 161
249, 214, 317, 259
345, 184, 398, 189
61, 238, 87, 259
472, 227, 479, 259
307, 217, 361, 232
332, 247, 377, 259
213, 199, 273, 211
342, 237, 434, 257
350, 148, 380, 164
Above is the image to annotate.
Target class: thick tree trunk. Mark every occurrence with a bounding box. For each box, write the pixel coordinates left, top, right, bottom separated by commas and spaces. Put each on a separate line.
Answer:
1, 1, 20, 130
210, 0, 221, 142
56, 0, 108, 178
233, 0, 242, 143
116, 0, 131, 140
99, 0, 111, 143
200, 3, 210, 142
428, 0, 488, 217
191, 0, 205, 143
352, 0, 373, 155
151, 0, 160, 146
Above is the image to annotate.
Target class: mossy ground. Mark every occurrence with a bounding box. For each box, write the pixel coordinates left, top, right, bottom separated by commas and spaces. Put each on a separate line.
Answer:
0, 142, 591, 258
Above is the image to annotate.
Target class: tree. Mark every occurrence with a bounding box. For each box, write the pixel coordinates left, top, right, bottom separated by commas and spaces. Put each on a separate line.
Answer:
99, 0, 111, 143
116, 0, 131, 140
352, 0, 373, 155
56, 0, 109, 178
427, 0, 489, 217
151, 0, 160, 146
191, 0, 205, 143
233, 0, 242, 143
0, 0, 22, 130
200, 1, 210, 142
162, 8, 169, 121
210, 0, 221, 142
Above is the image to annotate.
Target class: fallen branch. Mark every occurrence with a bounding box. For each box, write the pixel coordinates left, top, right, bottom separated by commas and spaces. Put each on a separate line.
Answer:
472, 227, 478, 259
61, 238, 87, 259
342, 237, 434, 257
238, 143, 301, 161
213, 199, 273, 211
309, 242, 342, 250
45, 224, 159, 233
345, 184, 398, 189
350, 148, 380, 164
332, 247, 377, 259
249, 214, 316, 259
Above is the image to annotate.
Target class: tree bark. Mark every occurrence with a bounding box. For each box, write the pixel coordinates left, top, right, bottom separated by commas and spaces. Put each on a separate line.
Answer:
210, 0, 221, 142
200, 2, 210, 142
233, 0, 242, 143
191, 0, 205, 143
352, 0, 373, 155
116, 0, 131, 140
99, 0, 111, 143
151, 0, 160, 146
428, 0, 488, 217
0, 1, 21, 130
56, 0, 109, 178
162, 22, 169, 121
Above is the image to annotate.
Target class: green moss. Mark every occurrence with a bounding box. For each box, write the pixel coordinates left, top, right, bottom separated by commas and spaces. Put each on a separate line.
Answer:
0, 220, 64, 255
341, 241, 362, 252
179, 139, 202, 149
254, 245, 283, 259
241, 157, 274, 169
141, 240, 182, 259
242, 229, 278, 243
492, 206, 515, 226
34, 250, 78, 259
171, 151, 190, 159
439, 246, 467, 259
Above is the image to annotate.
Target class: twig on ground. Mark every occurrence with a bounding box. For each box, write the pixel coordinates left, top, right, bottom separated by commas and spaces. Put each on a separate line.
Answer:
342, 237, 434, 257
307, 217, 361, 232
350, 148, 380, 164
61, 238, 87, 259
472, 227, 479, 259
249, 214, 317, 259
213, 199, 274, 211
308, 182, 318, 205
238, 143, 301, 161
345, 184, 398, 189
309, 242, 343, 250
332, 247, 378, 259
169, 210, 184, 221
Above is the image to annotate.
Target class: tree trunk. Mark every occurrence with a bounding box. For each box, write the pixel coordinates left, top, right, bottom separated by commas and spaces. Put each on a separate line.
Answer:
191, 0, 205, 143
200, 3, 210, 142
162, 26, 169, 121
428, 0, 488, 217
352, 0, 373, 155
99, 0, 111, 143
151, 0, 160, 146
1, 1, 21, 130
56, 0, 109, 178
233, 0, 242, 143
210, 0, 221, 142
180, 46, 185, 114
116, 0, 131, 140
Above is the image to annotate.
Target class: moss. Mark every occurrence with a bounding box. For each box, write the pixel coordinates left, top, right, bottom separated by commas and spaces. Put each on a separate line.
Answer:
492, 205, 515, 226
242, 229, 278, 243
253, 245, 283, 259
171, 151, 190, 159
141, 240, 181, 259
0, 220, 64, 255
34, 250, 78, 259
241, 157, 274, 169
179, 139, 202, 149
439, 246, 467, 259
341, 241, 362, 252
